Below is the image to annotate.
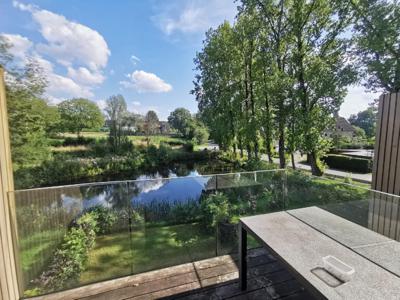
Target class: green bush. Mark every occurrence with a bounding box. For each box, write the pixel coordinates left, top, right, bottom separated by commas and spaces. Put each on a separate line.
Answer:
86, 206, 117, 234
183, 141, 194, 152
322, 154, 372, 173
33, 212, 98, 293
131, 210, 145, 227
63, 136, 95, 146
89, 138, 110, 157
48, 138, 64, 147
201, 192, 232, 228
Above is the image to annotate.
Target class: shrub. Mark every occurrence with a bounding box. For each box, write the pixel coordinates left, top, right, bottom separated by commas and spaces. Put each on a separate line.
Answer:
243, 159, 276, 171
322, 154, 372, 173
201, 192, 231, 228
63, 136, 95, 146
183, 141, 194, 152
166, 140, 185, 146
48, 138, 64, 147
158, 143, 172, 165
89, 138, 110, 157
192, 126, 209, 145
34, 212, 98, 293
86, 206, 117, 234
131, 210, 145, 227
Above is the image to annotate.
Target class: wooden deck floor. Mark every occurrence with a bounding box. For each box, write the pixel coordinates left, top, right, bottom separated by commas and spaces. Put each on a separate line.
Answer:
34, 248, 314, 300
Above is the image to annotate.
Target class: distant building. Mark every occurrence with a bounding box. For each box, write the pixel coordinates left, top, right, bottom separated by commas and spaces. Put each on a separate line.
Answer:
324, 116, 356, 139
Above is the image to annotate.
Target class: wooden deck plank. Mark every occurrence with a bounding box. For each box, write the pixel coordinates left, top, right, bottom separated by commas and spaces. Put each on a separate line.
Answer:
81, 272, 199, 300
36, 248, 310, 300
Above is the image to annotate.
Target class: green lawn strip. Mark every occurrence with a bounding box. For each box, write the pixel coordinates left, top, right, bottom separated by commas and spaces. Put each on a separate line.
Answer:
20, 229, 64, 284
80, 223, 215, 284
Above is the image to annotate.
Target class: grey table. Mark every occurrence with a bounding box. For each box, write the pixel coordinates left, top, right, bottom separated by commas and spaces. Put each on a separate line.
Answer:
239, 207, 400, 299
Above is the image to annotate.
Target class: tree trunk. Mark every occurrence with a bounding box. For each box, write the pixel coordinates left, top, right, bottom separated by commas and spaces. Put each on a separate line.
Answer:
308, 152, 323, 176
247, 144, 252, 160
291, 152, 296, 170
278, 118, 286, 168
265, 138, 273, 163
239, 136, 244, 158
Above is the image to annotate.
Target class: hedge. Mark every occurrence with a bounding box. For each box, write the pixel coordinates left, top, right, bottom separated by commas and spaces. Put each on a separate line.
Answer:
322, 154, 372, 173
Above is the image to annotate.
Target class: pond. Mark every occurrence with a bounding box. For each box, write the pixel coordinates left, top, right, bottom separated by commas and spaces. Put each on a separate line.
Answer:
59, 158, 241, 210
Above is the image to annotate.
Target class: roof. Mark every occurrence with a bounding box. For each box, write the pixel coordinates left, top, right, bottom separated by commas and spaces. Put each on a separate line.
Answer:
336, 117, 355, 132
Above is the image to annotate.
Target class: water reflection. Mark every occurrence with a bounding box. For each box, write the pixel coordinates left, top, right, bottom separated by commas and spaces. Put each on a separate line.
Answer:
131, 171, 211, 205
59, 170, 213, 210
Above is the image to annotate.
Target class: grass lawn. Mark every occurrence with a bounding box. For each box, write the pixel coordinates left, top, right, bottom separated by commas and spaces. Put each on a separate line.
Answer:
61, 132, 108, 138
51, 145, 89, 153
128, 135, 187, 147
80, 222, 216, 284
59, 132, 188, 148
20, 229, 65, 285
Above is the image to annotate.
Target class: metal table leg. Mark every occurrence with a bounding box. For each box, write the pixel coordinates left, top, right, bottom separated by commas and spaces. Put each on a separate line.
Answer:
239, 223, 247, 290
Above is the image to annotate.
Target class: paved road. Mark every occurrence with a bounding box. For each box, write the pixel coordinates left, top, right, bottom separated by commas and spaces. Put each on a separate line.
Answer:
265, 154, 372, 184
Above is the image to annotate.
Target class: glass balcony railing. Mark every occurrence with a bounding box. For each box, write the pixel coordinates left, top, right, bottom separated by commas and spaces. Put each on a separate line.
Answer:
8, 169, 400, 297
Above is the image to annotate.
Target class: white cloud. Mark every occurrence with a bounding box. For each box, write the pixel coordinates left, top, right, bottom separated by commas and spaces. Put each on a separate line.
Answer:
67, 67, 105, 85
12, 0, 33, 12
340, 85, 380, 118
34, 55, 93, 100
1, 33, 33, 59
13, 1, 111, 71
130, 55, 141, 65
96, 99, 107, 110
120, 70, 172, 93
8, 1, 111, 100
1, 33, 93, 100
152, 0, 236, 35
132, 101, 141, 106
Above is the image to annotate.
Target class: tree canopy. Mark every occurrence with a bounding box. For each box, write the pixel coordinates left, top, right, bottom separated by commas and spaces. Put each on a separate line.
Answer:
168, 108, 192, 136
193, 0, 356, 174
349, 106, 377, 138
58, 98, 104, 137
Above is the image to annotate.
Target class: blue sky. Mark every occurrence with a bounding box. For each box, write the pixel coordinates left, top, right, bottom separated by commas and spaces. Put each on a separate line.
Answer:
1, 0, 378, 120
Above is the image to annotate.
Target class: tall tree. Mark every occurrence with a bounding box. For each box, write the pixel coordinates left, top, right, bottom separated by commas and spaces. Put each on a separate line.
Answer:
144, 110, 160, 145
193, 22, 242, 153
349, 106, 377, 138
351, 0, 400, 93
289, 0, 356, 175
105, 94, 128, 152
168, 108, 193, 137
1, 37, 51, 168
241, 0, 292, 167
58, 98, 104, 137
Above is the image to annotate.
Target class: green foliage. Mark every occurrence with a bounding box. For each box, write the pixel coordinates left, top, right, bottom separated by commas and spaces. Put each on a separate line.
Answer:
322, 154, 372, 173
352, 0, 400, 92
63, 136, 96, 146
167, 108, 209, 144
349, 107, 377, 138
144, 110, 160, 138
4, 56, 51, 168
183, 141, 195, 152
194, 0, 357, 174
243, 159, 276, 171
201, 193, 232, 227
168, 108, 193, 136
104, 94, 133, 152
58, 98, 104, 137
86, 206, 117, 235
131, 210, 145, 227
190, 121, 209, 144
34, 212, 98, 293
